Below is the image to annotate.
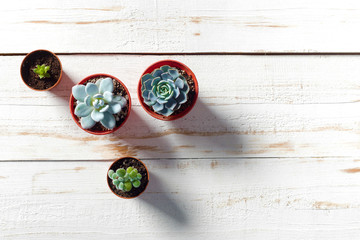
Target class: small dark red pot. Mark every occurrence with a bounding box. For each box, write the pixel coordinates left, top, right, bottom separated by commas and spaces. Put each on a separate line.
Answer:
138, 60, 199, 121
107, 157, 149, 199
69, 73, 131, 135
20, 49, 62, 91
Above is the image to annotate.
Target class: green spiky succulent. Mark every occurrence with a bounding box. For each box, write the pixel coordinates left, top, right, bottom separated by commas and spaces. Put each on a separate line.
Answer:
33, 64, 50, 79
108, 167, 142, 192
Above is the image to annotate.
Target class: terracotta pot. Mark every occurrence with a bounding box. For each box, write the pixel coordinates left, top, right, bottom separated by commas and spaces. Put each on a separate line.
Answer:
107, 157, 149, 199
20, 49, 62, 91
138, 59, 199, 121
69, 73, 131, 135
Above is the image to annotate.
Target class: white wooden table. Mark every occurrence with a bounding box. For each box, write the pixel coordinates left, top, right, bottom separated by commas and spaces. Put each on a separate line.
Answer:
2, 1, 360, 239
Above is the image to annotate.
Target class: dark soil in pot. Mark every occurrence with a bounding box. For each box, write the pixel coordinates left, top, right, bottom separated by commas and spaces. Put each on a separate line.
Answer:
107, 157, 149, 198
138, 60, 199, 121
72, 76, 129, 132
21, 50, 61, 90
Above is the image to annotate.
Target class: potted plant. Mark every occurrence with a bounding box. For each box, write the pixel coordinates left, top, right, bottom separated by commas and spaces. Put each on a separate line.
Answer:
138, 60, 199, 121
70, 74, 131, 135
107, 157, 149, 199
20, 49, 62, 91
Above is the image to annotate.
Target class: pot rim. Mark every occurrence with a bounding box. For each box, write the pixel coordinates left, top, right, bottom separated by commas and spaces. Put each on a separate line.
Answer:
20, 49, 63, 91
137, 59, 199, 121
69, 73, 131, 135
107, 156, 149, 199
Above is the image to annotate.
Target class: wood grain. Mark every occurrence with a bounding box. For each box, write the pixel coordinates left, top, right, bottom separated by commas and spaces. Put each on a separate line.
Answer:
2, 0, 360, 53
6, 54, 360, 106
3, 54, 360, 160
1, 158, 360, 239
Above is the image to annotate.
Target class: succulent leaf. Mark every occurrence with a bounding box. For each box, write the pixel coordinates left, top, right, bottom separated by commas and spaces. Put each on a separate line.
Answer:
72, 85, 87, 102
80, 115, 96, 129
142, 74, 153, 82
103, 91, 113, 102
124, 181, 132, 192
116, 168, 126, 177
141, 65, 190, 116
33, 64, 51, 79
73, 78, 127, 130
161, 72, 173, 80
153, 102, 164, 112
160, 65, 171, 72
107, 102, 121, 114
152, 69, 163, 77
168, 69, 179, 79
129, 170, 137, 179
108, 170, 114, 179
108, 167, 143, 192
99, 105, 110, 113
100, 112, 116, 129
75, 103, 93, 117
157, 107, 173, 117
99, 77, 114, 94
119, 182, 124, 191
175, 78, 184, 89
91, 109, 104, 122
133, 180, 141, 188
165, 98, 177, 110
85, 83, 99, 96
176, 91, 187, 104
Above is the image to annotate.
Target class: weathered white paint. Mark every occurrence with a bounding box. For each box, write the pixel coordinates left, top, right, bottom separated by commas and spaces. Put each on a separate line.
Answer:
2, 0, 360, 53
1, 158, 360, 240
2, 0, 360, 238
3, 55, 360, 160
3, 102, 360, 160
6, 55, 360, 106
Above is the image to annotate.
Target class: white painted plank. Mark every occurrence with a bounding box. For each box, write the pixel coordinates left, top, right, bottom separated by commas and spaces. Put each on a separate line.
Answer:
1, 158, 360, 239
3, 54, 360, 160
3, 0, 360, 53
6, 54, 360, 106
3, 102, 360, 160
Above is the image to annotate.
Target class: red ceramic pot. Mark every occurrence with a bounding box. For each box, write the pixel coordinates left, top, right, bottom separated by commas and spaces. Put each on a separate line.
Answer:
138, 60, 199, 121
69, 73, 131, 135
20, 49, 62, 91
107, 157, 149, 199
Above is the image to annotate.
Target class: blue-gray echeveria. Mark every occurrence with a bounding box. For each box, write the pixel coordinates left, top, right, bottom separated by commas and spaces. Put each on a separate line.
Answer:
141, 65, 190, 116
72, 77, 127, 130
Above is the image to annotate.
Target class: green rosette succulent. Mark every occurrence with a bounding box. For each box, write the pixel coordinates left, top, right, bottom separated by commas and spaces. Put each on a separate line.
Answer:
108, 167, 142, 192
72, 77, 127, 130
33, 64, 50, 79
141, 65, 190, 116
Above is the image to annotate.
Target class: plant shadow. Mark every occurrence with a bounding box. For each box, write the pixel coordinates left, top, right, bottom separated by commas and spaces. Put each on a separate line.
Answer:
50, 71, 78, 103
138, 172, 189, 226
169, 98, 243, 158
112, 108, 175, 159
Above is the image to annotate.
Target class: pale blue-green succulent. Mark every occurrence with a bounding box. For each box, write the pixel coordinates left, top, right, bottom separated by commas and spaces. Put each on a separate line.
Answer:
72, 78, 127, 130
141, 65, 190, 116
108, 167, 142, 192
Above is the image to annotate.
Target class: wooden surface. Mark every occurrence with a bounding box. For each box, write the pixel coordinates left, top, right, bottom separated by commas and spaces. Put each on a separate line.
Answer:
3, 0, 360, 53
2, 1, 360, 239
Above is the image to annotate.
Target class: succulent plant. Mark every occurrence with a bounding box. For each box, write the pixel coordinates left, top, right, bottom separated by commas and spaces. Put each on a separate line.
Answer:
108, 167, 142, 192
33, 64, 50, 79
141, 65, 190, 116
72, 77, 127, 130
